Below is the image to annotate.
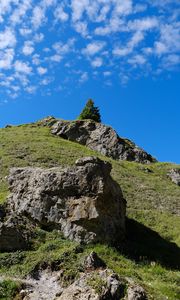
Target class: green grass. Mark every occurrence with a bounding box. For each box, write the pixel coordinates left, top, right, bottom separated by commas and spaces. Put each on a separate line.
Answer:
0, 279, 21, 300
0, 122, 179, 299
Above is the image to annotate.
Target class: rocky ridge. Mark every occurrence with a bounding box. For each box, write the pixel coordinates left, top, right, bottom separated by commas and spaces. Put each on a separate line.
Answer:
51, 119, 156, 164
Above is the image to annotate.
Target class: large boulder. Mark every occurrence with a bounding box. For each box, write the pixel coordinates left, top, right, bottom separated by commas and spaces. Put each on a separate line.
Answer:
7, 157, 126, 245
51, 120, 156, 164
167, 169, 180, 186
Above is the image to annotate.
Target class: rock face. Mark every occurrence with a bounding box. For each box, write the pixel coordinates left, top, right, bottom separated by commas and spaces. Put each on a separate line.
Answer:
167, 169, 180, 186
7, 157, 126, 244
51, 120, 156, 164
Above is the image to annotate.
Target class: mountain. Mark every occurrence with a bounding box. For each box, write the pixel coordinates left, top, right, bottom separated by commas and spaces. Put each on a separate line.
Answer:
0, 118, 179, 300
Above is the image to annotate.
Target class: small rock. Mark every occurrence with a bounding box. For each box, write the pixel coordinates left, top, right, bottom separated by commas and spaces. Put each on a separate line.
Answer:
84, 252, 106, 270
167, 169, 180, 186
127, 285, 147, 300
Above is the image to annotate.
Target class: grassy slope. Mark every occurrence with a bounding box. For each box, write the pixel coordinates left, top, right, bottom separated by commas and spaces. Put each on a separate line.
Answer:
0, 123, 179, 300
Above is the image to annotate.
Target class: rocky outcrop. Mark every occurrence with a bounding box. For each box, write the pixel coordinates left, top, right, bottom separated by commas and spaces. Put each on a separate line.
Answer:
56, 252, 147, 300
167, 169, 180, 186
51, 120, 156, 164
7, 157, 126, 245
57, 270, 126, 300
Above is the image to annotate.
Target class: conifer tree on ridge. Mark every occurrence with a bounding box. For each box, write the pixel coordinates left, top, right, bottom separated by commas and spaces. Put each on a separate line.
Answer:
78, 99, 101, 123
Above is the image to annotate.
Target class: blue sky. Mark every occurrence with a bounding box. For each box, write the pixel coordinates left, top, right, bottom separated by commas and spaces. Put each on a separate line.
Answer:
0, 0, 180, 163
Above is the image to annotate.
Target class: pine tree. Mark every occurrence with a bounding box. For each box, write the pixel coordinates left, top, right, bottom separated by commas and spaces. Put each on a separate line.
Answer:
78, 99, 101, 123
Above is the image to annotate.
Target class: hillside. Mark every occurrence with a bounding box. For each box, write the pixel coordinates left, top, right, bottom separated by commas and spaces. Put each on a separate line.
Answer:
0, 121, 180, 300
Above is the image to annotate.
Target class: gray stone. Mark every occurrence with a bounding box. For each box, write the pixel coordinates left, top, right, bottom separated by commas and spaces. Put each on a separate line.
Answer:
84, 252, 106, 270
127, 285, 147, 300
51, 120, 156, 164
167, 169, 180, 186
7, 157, 126, 245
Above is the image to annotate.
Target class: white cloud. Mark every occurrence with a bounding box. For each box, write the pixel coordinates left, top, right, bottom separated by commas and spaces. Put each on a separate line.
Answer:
156, 24, 180, 54
82, 41, 106, 56
91, 57, 103, 67
74, 21, 88, 37
32, 54, 41, 65
128, 17, 159, 31
41, 0, 56, 8
103, 71, 111, 77
25, 85, 37, 94
113, 31, 144, 57
71, 0, 89, 22
0, 28, 16, 50
31, 6, 45, 29
53, 39, 75, 55
128, 54, 146, 66
22, 41, 34, 56
40, 77, 53, 85
19, 28, 32, 36
34, 33, 44, 42
79, 71, 88, 83
50, 54, 62, 62
37, 66, 47, 75
14, 60, 32, 74
10, 0, 32, 25
162, 54, 180, 69
114, 1, 133, 16
0, 0, 19, 21
0, 48, 14, 69
54, 5, 69, 22
154, 42, 168, 56
14, 72, 29, 86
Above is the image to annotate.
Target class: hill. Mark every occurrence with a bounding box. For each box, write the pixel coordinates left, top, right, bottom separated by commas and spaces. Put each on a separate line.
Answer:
0, 120, 179, 300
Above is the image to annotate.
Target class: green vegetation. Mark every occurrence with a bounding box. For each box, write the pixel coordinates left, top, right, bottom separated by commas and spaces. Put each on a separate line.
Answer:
0, 121, 179, 299
0, 280, 21, 300
78, 99, 101, 122
87, 274, 108, 295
